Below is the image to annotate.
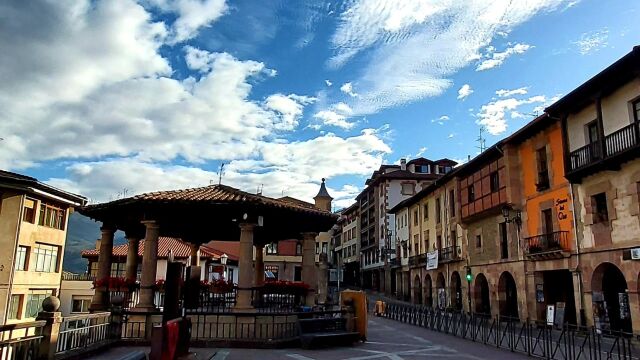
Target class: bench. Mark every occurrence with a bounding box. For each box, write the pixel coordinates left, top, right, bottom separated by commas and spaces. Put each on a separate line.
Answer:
297, 317, 360, 349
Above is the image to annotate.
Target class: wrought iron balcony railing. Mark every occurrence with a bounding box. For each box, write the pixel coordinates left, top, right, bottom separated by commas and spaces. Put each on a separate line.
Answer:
439, 246, 461, 263
568, 121, 639, 173
525, 230, 570, 255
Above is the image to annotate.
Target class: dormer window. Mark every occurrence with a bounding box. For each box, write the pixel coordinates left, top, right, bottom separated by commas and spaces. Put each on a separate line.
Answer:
415, 165, 430, 174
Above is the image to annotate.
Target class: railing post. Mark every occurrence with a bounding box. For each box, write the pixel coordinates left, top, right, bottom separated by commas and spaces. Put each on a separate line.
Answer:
35, 296, 62, 360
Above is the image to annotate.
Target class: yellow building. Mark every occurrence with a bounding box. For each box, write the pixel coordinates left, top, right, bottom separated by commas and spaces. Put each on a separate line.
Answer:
0, 170, 86, 324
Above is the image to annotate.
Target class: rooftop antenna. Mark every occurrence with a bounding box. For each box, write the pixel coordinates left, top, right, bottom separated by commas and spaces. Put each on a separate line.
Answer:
218, 163, 225, 185
476, 126, 487, 153
257, 184, 263, 195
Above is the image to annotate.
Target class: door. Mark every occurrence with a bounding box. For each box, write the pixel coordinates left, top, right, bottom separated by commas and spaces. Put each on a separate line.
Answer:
542, 208, 553, 248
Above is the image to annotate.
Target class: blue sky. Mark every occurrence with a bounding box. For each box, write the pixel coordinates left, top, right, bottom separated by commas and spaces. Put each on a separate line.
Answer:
0, 0, 638, 209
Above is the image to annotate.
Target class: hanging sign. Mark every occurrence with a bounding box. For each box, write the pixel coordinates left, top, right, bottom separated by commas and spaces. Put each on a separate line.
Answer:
546, 305, 555, 326
426, 250, 439, 270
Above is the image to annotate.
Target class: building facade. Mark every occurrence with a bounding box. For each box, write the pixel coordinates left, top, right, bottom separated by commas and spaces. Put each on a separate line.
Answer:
0, 170, 86, 324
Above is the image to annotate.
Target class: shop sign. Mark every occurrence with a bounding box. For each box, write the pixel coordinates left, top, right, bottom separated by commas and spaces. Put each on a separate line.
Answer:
426, 250, 439, 270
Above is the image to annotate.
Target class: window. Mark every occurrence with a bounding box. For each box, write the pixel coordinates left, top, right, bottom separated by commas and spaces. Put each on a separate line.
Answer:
415, 165, 430, 173
265, 265, 279, 280
536, 147, 550, 191
15, 246, 28, 271
586, 121, 599, 144
294, 266, 302, 281
413, 210, 419, 226
449, 190, 455, 217
71, 297, 91, 313
634, 99, 640, 122
468, 184, 475, 202
295, 242, 302, 256
33, 243, 59, 273
414, 241, 418, 255
592, 192, 609, 223
89, 261, 99, 276
38, 202, 66, 230
266, 243, 278, 255
351, 244, 356, 256
322, 242, 328, 254
436, 235, 442, 249
500, 222, 509, 259
490, 172, 499, 193
22, 198, 36, 223
435, 198, 441, 224
26, 291, 52, 318
401, 183, 415, 195
423, 230, 429, 252
476, 235, 482, 248
8, 295, 22, 320
110, 262, 125, 277
423, 202, 429, 219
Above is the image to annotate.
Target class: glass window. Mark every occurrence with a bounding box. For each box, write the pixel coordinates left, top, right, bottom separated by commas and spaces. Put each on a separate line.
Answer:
89, 261, 99, 276
38, 202, 66, 230
33, 243, 59, 273
266, 243, 278, 255
476, 235, 482, 248
295, 242, 302, 256
71, 297, 91, 313
8, 294, 22, 320
500, 222, 509, 259
26, 291, 52, 318
413, 210, 419, 226
16, 246, 28, 271
435, 198, 441, 224
490, 172, 499, 193
592, 192, 609, 223
22, 198, 36, 223
423, 202, 429, 219
536, 147, 550, 191
468, 184, 475, 202
110, 262, 125, 277
634, 99, 640, 122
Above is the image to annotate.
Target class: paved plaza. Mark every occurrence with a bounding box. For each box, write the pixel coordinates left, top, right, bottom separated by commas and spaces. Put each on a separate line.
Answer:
209, 316, 527, 360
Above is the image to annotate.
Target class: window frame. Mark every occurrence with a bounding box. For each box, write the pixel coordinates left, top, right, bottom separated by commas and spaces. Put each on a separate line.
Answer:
423, 202, 429, 219
8, 294, 22, 320
490, 172, 500, 193
33, 243, 60, 273
38, 202, 66, 230
71, 296, 92, 313
22, 198, 37, 223
435, 198, 441, 224
536, 146, 550, 191
15, 245, 29, 271
633, 99, 640, 122
592, 192, 609, 224
266, 242, 278, 255
468, 184, 475, 202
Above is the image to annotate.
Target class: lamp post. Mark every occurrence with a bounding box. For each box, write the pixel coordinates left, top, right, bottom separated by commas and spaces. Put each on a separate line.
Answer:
465, 266, 473, 314
220, 253, 228, 281
502, 205, 523, 255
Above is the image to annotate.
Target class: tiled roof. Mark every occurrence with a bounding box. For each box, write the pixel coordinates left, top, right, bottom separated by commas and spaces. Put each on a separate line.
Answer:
202, 241, 240, 261
81, 237, 219, 259
82, 184, 333, 217
0, 170, 87, 205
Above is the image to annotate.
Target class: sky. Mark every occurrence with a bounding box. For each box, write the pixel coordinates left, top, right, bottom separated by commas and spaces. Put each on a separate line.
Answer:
0, 0, 638, 209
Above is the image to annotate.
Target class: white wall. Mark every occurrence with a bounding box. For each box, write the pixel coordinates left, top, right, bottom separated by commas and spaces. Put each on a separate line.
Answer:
59, 280, 94, 316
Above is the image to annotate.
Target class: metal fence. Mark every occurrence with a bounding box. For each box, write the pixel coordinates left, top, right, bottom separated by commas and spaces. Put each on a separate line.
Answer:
56, 312, 115, 356
0, 321, 45, 360
383, 301, 637, 360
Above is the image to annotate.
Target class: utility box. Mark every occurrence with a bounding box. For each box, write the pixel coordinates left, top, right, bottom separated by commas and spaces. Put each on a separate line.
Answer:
340, 290, 367, 341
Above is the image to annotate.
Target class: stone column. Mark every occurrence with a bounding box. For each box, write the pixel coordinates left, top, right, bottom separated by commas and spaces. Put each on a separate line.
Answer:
235, 223, 256, 310
135, 221, 160, 310
317, 253, 328, 305
301, 232, 318, 306
124, 235, 139, 283
190, 243, 200, 266
90, 225, 115, 311
36, 296, 62, 360
254, 244, 265, 286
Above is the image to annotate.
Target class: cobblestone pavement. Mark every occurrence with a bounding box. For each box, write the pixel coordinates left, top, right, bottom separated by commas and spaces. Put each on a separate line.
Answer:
210, 315, 529, 360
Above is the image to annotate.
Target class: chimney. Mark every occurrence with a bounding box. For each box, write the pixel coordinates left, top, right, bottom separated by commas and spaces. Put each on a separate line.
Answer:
400, 158, 407, 171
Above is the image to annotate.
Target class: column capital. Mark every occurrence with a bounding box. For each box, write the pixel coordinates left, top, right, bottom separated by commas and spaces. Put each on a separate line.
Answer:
141, 220, 159, 229
125, 233, 139, 241
100, 225, 116, 233
301, 232, 318, 240
239, 223, 256, 231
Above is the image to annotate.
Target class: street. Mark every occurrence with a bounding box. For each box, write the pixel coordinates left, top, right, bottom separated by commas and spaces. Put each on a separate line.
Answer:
211, 316, 528, 360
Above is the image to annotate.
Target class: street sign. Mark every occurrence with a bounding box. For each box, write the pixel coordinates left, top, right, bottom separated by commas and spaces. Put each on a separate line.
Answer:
426, 250, 438, 270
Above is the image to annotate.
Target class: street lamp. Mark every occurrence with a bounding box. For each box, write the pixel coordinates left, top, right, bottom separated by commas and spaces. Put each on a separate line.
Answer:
465, 266, 473, 313
220, 253, 228, 280
501, 205, 522, 226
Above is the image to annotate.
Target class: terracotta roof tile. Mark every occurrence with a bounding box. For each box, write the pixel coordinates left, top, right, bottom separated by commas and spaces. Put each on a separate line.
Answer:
81, 237, 219, 259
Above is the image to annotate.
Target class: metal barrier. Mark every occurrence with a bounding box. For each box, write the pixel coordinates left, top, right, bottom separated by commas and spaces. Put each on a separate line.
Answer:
0, 321, 45, 360
56, 312, 114, 356
383, 301, 637, 360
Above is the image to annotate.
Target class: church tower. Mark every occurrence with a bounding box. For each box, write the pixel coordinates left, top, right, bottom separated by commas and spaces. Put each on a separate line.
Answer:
314, 178, 333, 212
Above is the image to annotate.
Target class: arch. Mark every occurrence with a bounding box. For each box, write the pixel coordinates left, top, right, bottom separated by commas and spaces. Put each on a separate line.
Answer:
591, 262, 632, 333
413, 274, 423, 305
450, 271, 463, 311
424, 274, 433, 307
474, 273, 491, 315
436, 272, 446, 309
498, 271, 519, 319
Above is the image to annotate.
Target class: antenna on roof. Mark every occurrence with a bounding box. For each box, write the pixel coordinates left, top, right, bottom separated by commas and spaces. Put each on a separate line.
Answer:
218, 163, 225, 185
257, 184, 263, 196
476, 126, 487, 153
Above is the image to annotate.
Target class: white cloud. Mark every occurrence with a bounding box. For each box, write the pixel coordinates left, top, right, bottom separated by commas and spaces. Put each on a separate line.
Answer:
448, 133, 455, 139
476, 94, 548, 135
496, 87, 528, 97
415, 147, 427, 157
431, 115, 450, 125
145, 0, 227, 43
264, 94, 316, 130
457, 84, 474, 100
312, 102, 356, 129
340, 82, 358, 97
575, 29, 608, 55
324, 0, 571, 116
476, 43, 533, 71
325, 80, 333, 86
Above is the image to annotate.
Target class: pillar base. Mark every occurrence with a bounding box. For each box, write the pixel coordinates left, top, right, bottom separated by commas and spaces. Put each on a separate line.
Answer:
233, 306, 256, 313
130, 305, 158, 312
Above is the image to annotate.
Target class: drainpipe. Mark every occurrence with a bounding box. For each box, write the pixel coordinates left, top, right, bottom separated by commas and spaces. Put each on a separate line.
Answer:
4, 194, 25, 325
569, 182, 586, 326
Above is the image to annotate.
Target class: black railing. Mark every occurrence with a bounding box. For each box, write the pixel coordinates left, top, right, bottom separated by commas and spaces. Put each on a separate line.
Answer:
0, 321, 45, 360
409, 254, 426, 267
250, 287, 306, 312
56, 312, 114, 355
569, 121, 640, 172
439, 246, 461, 263
382, 301, 636, 360
61, 273, 96, 281
525, 231, 570, 255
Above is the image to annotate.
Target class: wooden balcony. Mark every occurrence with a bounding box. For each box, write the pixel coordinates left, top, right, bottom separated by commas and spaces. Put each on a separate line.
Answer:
525, 231, 570, 259
568, 121, 640, 179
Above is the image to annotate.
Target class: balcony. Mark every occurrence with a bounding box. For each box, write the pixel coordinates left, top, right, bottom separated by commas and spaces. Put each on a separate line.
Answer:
409, 253, 426, 267
525, 231, 570, 259
568, 121, 640, 177
439, 246, 462, 263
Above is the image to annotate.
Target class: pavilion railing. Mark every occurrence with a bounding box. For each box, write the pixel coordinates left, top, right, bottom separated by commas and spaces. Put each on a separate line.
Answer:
251, 287, 306, 313
381, 300, 637, 360
0, 320, 45, 360
56, 312, 115, 356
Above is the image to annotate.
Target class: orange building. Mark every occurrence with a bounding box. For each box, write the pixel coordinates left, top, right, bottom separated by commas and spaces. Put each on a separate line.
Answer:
506, 114, 580, 325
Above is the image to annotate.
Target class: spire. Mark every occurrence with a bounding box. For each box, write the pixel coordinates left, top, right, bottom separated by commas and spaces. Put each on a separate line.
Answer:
314, 178, 333, 212
314, 178, 333, 200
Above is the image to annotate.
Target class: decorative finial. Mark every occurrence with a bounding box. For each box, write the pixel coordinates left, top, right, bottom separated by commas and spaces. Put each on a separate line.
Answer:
322, 178, 325, 183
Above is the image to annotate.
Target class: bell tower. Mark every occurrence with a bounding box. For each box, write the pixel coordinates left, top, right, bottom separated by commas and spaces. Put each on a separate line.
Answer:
313, 178, 333, 212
